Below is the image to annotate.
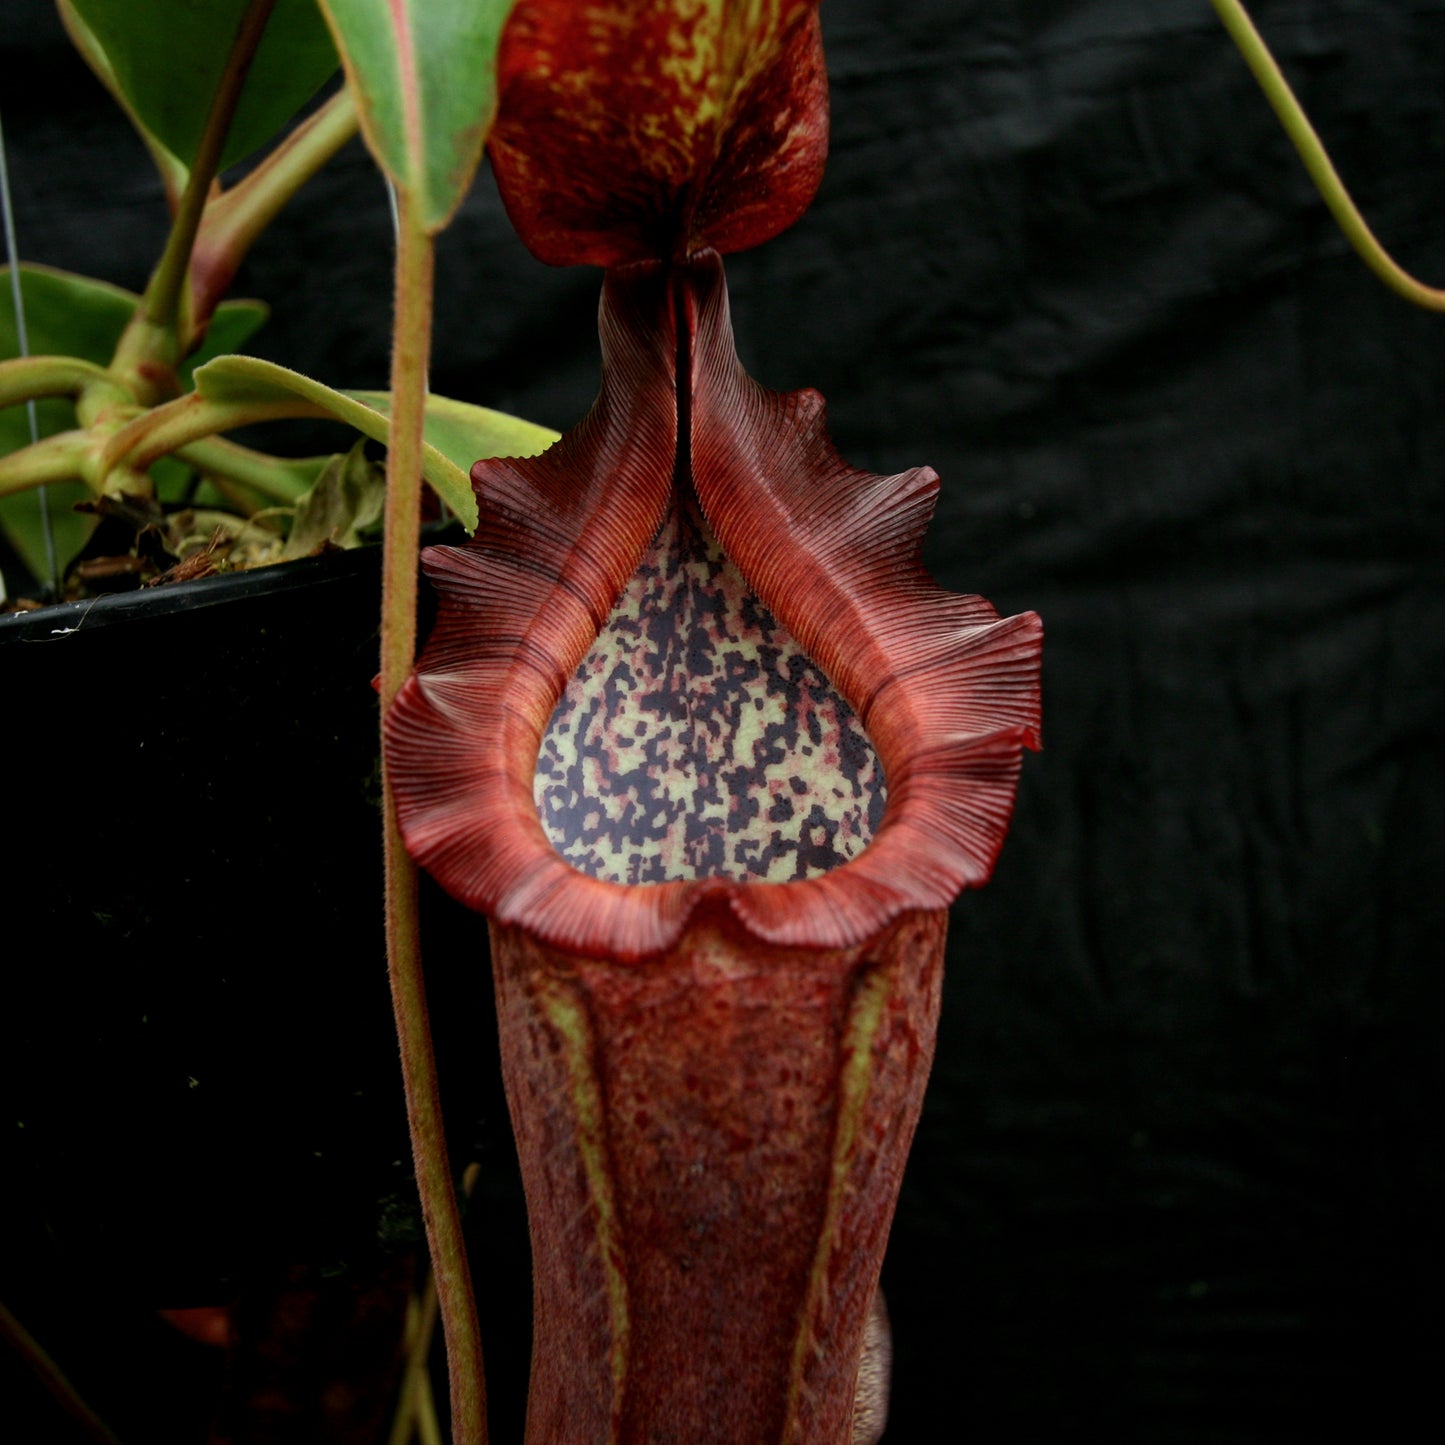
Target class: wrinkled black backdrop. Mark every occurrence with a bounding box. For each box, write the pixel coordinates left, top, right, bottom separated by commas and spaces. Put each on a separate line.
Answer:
3, 1, 1443, 1442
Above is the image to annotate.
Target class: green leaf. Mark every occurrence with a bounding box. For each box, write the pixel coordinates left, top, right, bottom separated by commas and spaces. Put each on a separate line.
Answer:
0, 483, 90, 594
58, 0, 189, 206
0, 266, 126, 578
0, 265, 266, 378
1, 265, 135, 376
66, 0, 340, 174
0, 264, 267, 581
104, 354, 559, 533
316, 0, 517, 232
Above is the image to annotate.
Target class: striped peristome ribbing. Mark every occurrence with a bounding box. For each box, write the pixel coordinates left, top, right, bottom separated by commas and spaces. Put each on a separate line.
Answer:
385, 251, 1041, 961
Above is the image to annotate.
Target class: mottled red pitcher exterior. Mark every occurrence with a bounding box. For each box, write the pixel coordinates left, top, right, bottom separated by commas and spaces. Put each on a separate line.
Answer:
491, 908, 943, 1443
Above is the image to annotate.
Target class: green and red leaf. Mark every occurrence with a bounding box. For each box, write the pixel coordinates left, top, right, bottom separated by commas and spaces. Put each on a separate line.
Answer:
317, 0, 518, 233
488, 0, 829, 265
65, 0, 339, 176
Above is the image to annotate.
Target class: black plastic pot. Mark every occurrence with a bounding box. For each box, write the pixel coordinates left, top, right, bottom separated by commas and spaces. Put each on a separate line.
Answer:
0, 549, 533, 1437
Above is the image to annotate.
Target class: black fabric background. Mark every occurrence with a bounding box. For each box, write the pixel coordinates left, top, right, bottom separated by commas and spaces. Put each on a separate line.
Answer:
3, 2, 1444, 1441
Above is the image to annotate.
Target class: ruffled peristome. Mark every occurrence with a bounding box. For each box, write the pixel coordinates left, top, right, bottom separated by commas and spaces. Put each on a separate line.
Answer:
386, 250, 1041, 963
383, 251, 1041, 1443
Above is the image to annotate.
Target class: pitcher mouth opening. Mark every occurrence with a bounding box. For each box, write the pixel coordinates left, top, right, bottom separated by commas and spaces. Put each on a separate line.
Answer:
384, 251, 1041, 963
533, 484, 887, 890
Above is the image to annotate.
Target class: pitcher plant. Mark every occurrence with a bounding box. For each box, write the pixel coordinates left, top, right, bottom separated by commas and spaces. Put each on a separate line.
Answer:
385, 3, 1043, 1439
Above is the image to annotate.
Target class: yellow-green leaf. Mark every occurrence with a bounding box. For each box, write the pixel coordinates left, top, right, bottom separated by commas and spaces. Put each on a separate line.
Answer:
103, 354, 558, 533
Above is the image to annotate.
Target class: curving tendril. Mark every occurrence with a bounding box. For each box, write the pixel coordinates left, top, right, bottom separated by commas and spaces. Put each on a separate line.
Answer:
1212, 0, 1445, 312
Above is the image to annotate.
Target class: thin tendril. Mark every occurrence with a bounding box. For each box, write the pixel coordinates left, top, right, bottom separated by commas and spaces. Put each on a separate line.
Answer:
1211, 0, 1445, 312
